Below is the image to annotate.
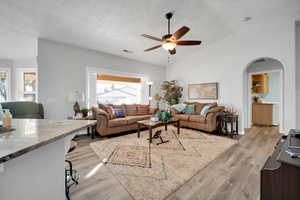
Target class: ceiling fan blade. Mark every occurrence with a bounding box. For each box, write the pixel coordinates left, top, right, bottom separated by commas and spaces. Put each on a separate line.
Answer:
141, 34, 163, 42
144, 45, 162, 52
172, 26, 190, 40
169, 48, 176, 55
177, 40, 202, 45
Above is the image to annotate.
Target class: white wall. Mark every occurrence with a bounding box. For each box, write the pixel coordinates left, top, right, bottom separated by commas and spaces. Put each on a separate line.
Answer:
38, 39, 165, 119
296, 22, 300, 129
264, 72, 280, 102
166, 19, 296, 133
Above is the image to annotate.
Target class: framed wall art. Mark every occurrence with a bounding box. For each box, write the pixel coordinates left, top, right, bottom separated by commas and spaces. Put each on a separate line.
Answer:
188, 82, 218, 99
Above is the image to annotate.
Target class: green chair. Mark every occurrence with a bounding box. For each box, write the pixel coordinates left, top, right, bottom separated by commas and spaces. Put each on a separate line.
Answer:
0, 101, 44, 119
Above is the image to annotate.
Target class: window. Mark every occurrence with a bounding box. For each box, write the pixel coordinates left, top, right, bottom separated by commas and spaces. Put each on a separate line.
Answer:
23, 72, 37, 101
17, 68, 37, 101
0, 69, 10, 102
96, 74, 141, 104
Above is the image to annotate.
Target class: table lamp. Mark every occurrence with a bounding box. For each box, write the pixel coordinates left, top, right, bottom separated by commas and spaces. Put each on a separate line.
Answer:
68, 91, 85, 116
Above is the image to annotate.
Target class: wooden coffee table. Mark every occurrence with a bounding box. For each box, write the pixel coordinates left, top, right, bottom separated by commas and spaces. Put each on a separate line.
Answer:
137, 119, 180, 143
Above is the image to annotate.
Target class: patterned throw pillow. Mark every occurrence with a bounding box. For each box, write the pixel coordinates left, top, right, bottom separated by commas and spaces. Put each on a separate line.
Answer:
200, 105, 212, 117
137, 105, 150, 115
112, 108, 125, 118
125, 104, 137, 116
183, 104, 195, 115
171, 103, 187, 113
101, 105, 116, 119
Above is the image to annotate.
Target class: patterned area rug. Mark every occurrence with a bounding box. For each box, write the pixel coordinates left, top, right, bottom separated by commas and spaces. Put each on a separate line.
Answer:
90, 126, 237, 200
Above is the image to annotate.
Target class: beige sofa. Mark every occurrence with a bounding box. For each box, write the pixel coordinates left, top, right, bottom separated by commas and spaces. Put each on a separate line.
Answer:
92, 104, 157, 136
171, 102, 224, 132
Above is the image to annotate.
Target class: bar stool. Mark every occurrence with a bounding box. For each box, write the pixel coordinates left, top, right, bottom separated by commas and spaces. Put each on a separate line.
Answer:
65, 141, 79, 200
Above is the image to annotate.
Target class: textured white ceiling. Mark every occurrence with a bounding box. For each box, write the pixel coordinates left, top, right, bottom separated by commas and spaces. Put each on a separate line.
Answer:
0, 0, 299, 66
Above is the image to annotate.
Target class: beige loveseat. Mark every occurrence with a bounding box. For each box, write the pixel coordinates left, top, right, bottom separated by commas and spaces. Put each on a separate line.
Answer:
171, 102, 224, 132
92, 104, 157, 136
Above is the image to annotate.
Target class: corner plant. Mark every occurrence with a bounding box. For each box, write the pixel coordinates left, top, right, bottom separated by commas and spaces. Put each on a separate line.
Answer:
161, 80, 183, 106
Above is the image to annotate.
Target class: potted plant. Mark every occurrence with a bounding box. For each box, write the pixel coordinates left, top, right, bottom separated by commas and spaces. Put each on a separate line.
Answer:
161, 80, 183, 106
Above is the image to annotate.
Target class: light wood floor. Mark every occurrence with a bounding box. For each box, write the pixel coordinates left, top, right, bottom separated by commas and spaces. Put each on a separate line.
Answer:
67, 126, 281, 200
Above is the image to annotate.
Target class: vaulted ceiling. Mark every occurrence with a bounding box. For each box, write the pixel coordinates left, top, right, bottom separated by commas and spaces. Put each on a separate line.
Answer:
0, 0, 299, 66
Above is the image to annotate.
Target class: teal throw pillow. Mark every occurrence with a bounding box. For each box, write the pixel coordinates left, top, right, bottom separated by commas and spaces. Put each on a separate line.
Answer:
171, 103, 187, 113
200, 105, 212, 116
183, 104, 195, 115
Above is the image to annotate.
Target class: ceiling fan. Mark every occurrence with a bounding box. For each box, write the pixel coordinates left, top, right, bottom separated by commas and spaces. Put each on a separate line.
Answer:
141, 12, 202, 55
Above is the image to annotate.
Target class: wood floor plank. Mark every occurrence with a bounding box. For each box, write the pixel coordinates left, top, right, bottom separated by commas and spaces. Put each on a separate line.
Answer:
67, 126, 280, 200
66, 136, 133, 200
166, 126, 280, 200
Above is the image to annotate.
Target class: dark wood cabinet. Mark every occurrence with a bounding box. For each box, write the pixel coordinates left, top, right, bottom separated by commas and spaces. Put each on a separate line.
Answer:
261, 131, 300, 200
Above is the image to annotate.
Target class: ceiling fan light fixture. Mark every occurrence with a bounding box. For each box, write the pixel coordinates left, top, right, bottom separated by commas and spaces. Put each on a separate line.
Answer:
162, 42, 176, 51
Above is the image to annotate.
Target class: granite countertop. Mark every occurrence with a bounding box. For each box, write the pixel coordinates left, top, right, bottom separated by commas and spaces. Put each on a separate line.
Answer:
0, 119, 96, 164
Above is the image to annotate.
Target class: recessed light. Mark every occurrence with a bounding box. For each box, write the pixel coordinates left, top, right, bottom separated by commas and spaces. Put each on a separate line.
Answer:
243, 17, 252, 22
123, 49, 133, 54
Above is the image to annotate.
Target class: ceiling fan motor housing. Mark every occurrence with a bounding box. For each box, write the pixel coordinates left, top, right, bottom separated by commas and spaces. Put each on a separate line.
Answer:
162, 34, 173, 41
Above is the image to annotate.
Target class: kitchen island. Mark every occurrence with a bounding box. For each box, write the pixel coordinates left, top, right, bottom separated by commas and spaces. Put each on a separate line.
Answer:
0, 119, 96, 200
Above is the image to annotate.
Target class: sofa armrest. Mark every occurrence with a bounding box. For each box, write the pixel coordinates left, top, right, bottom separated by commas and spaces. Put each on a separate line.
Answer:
149, 106, 159, 115
205, 107, 224, 131
206, 106, 225, 115
91, 107, 109, 133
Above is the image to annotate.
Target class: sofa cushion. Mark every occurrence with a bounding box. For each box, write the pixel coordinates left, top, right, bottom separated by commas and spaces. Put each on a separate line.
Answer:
125, 104, 137, 116
175, 114, 190, 121
108, 118, 128, 128
137, 105, 150, 115
189, 115, 206, 123
126, 115, 151, 124
1, 101, 44, 119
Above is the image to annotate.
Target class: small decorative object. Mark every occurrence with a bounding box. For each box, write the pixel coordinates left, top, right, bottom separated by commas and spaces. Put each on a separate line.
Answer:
223, 107, 237, 116
188, 82, 218, 99
161, 80, 183, 106
150, 116, 159, 123
2, 109, 12, 128
68, 91, 85, 116
252, 96, 259, 103
156, 111, 172, 122
154, 94, 162, 108
80, 108, 90, 118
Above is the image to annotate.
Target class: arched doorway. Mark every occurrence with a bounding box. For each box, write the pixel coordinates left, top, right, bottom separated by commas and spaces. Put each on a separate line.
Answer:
243, 58, 284, 132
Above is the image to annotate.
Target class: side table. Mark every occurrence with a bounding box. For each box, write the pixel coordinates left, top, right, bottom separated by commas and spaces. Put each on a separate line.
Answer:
219, 114, 239, 137
67, 115, 97, 139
